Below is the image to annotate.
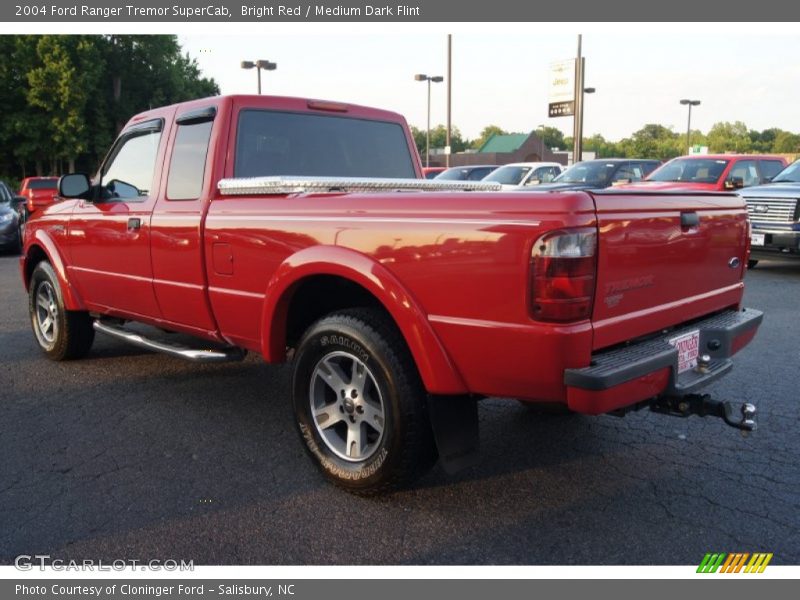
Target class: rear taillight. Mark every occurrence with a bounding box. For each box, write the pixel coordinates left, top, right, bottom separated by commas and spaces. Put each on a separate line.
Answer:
530, 227, 597, 323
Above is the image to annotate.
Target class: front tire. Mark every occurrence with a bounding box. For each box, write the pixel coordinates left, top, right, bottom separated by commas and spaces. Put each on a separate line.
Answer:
28, 261, 94, 360
747, 259, 759, 269
292, 308, 437, 495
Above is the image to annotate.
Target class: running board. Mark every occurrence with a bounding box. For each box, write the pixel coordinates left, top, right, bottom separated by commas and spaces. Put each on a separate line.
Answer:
93, 320, 245, 363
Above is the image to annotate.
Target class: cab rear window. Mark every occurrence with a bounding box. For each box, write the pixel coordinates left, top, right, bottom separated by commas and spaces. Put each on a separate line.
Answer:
234, 110, 416, 179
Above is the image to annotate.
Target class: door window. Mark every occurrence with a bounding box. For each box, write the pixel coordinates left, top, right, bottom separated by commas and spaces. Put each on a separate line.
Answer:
167, 121, 213, 200
101, 127, 162, 201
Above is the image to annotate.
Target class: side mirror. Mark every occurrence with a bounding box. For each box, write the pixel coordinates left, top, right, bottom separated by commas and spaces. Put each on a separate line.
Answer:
59, 173, 91, 198
724, 176, 744, 190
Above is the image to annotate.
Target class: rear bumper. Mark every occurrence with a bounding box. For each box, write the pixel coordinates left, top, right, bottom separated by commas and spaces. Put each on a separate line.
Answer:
564, 308, 763, 414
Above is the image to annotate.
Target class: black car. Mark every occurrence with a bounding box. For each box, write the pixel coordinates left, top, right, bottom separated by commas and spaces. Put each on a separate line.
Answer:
434, 165, 499, 181
529, 158, 661, 192
0, 180, 25, 254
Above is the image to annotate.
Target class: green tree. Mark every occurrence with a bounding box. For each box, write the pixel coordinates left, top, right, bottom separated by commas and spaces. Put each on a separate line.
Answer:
471, 125, 507, 150
536, 126, 566, 152
27, 36, 104, 173
772, 131, 800, 153
706, 121, 753, 154
410, 124, 468, 158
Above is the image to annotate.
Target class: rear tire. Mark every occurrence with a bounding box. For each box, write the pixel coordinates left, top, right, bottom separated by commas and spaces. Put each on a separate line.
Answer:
28, 261, 94, 360
292, 308, 437, 495
747, 259, 758, 269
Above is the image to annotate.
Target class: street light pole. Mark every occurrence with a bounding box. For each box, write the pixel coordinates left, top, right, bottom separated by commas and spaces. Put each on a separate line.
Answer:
537, 124, 546, 160
572, 35, 584, 165
241, 59, 277, 94
446, 34, 452, 168
680, 99, 701, 153
415, 73, 444, 167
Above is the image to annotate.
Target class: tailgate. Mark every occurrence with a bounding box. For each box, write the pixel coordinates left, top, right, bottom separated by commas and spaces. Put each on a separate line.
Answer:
590, 191, 748, 350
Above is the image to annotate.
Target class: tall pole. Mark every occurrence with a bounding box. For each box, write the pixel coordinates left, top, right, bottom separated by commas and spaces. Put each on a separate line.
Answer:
686, 104, 693, 151
446, 34, 452, 168
257, 68, 262, 95
425, 79, 431, 167
572, 34, 584, 165
680, 99, 701, 153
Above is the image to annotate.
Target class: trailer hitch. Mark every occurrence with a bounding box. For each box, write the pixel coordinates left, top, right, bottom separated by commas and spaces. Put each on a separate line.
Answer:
649, 394, 756, 431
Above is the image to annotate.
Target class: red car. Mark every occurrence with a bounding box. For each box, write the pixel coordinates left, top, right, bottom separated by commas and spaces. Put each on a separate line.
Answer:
18, 176, 59, 216
20, 95, 761, 494
619, 154, 787, 192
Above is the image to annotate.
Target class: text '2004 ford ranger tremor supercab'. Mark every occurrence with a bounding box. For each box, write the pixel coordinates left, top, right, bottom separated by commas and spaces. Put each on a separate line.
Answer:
21, 95, 762, 494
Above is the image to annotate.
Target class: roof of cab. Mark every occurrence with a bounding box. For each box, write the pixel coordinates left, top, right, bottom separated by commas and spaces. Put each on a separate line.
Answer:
123, 94, 409, 131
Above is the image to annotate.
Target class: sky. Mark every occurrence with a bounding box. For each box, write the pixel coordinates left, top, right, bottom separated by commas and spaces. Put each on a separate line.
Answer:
178, 30, 800, 144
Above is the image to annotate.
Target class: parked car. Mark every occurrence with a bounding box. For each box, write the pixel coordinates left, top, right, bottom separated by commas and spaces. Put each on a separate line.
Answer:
620, 154, 787, 192
738, 159, 800, 268
21, 94, 761, 494
481, 162, 563, 189
18, 176, 59, 216
532, 159, 660, 192
434, 164, 498, 181
0, 180, 24, 253
421, 167, 446, 179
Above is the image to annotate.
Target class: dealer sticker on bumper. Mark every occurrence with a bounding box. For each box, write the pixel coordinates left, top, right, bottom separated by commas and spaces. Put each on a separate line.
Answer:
668, 330, 700, 374
751, 233, 765, 246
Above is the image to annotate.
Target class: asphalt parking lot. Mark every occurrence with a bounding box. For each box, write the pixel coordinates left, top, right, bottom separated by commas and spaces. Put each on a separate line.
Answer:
0, 252, 798, 565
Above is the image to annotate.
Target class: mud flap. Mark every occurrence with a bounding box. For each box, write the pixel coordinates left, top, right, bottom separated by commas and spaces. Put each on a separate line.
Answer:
427, 395, 479, 474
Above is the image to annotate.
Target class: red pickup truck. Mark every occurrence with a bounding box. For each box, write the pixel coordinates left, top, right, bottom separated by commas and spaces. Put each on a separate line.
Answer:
20, 95, 762, 494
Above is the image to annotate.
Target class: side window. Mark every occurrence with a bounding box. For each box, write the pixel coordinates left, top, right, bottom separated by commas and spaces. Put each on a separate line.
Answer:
642, 162, 659, 177
534, 166, 557, 183
612, 164, 635, 182
167, 121, 213, 200
728, 160, 759, 187
101, 127, 162, 201
628, 163, 645, 181
759, 160, 785, 182
0, 183, 10, 201
468, 168, 491, 180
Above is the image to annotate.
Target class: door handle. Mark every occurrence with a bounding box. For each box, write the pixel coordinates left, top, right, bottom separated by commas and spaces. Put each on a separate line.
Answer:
680, 212, 699, 228
127, 217, 142, 231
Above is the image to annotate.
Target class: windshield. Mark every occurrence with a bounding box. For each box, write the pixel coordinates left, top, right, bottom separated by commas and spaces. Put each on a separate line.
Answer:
647, 158, 729, 184
483, 166, 531, 185
554, 162, 617, 185
772, 161, 800, 183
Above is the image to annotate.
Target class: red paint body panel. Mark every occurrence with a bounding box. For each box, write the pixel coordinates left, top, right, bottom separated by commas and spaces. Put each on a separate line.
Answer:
20, 95, 761, 412
591, 192, 748, 350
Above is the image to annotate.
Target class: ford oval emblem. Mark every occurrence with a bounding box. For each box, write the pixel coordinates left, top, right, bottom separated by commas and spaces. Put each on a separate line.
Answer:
729, 257, 741, 268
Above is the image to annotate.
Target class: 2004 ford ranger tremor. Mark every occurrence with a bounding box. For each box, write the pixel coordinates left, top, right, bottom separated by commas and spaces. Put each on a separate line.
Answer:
21, 95, 762, 494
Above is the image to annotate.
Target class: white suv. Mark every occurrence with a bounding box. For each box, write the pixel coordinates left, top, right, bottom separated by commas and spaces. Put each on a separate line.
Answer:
482, 162, 563, 189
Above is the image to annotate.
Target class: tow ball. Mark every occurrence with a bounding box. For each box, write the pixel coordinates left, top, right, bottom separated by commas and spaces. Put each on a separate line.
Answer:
649, 394, 757, 431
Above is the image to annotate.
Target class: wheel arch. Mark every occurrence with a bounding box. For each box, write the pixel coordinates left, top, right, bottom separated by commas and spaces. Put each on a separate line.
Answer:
22, 231, 84, 311
260, 245, 467, 395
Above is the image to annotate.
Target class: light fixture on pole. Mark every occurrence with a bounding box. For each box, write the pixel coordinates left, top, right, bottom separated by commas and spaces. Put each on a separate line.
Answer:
680, 99, 701, 153
415, 74, 444, 167
241, 60, 277, 95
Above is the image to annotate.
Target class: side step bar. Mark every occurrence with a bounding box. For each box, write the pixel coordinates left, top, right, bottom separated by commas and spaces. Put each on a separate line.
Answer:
93, 320, 245, 363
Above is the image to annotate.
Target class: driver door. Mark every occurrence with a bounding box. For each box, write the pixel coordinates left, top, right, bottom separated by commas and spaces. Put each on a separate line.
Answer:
67, 118, 168, 319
